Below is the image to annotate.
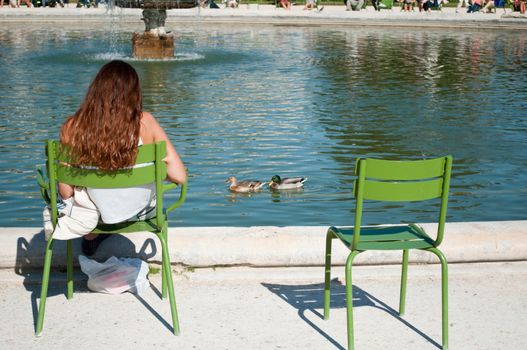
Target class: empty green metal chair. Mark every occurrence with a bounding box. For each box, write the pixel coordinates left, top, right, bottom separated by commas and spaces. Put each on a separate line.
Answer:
323, 156, 452, 350
35, 140, 187, 336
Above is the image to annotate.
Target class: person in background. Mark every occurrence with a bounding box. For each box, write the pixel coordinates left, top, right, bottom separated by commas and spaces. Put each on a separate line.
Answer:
456, 0, 470, 12
467, 0, 482, 12
418, 0, 431, 12
403, 0, 415, 11
481, 0, 495, 12
17, 0, 33, 7
280, 0, 291, 10
304, 0, 316, 10
345, 0, 364, 11
77, 0, 97, 7
512, 0, 526, 13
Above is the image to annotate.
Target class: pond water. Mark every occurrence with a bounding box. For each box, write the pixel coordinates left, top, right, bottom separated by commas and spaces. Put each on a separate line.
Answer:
0, 22, 526, 227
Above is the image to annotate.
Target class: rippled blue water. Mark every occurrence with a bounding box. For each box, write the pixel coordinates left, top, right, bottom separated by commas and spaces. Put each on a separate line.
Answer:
0, 23, 526, 227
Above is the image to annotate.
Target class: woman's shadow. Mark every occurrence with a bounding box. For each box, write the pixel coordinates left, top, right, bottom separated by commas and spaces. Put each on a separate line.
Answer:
261, 279, 441, 350
14, 231, 165, 332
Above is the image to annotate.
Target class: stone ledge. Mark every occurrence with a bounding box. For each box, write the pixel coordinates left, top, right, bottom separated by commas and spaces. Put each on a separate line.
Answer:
2, 220, 526, 268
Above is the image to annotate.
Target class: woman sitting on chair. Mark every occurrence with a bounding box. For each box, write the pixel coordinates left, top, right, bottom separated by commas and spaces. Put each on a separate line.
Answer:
59, 60, 187, 255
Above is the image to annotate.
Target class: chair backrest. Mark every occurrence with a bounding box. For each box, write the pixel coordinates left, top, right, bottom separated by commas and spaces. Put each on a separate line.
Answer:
45, 140, 167, 229
352, 156, 452, 248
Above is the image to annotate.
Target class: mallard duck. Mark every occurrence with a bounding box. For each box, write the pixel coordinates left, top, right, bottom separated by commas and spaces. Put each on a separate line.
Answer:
226, 176, 266, 193
269, 175, 307, 190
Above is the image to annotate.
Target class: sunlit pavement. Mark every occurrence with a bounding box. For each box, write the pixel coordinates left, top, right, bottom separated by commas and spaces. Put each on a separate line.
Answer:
1, 261, 526, 349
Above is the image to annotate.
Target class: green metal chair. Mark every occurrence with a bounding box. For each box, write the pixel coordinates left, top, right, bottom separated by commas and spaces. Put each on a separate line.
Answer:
323, 156, 452, 350
35, 140, 187, 336
374, 0, 394, 10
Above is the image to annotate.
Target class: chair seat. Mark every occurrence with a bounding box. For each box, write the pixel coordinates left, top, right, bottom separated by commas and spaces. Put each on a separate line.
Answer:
329, 224, 435, 250
92, 218, 161, 234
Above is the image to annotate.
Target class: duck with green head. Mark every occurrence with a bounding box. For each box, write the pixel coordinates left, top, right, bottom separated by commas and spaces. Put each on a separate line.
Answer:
269, 175, 307, 190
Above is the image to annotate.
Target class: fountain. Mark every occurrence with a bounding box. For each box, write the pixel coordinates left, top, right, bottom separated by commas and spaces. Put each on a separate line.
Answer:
116, 0, 197, 59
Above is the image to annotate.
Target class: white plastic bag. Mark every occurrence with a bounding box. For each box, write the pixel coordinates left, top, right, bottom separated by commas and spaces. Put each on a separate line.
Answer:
79, 255, 150, 295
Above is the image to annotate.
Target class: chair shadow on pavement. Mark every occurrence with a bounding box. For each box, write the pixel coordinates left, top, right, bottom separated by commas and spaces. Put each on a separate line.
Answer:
262, 279, 441, 350
14, 231, 163, 333
133, 284, 175, 333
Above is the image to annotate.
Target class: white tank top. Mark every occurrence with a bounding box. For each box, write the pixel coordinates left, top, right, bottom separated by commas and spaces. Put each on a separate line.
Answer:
87, 138, 155, 224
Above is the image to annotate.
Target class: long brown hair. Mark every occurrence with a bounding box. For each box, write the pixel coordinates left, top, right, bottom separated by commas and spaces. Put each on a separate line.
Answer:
61, 60, 142, 171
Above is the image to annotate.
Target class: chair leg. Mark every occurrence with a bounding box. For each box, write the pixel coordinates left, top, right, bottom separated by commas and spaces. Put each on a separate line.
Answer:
323, 230, 334, 320
35, 238, 54, 336
159, 227, 180, 335
345, 250, 360, 350
428, 247, 449, 350
66, 240, 74, 299
399, 249, 409, 316
161, 255, 167, 299
161, 229, 168, 300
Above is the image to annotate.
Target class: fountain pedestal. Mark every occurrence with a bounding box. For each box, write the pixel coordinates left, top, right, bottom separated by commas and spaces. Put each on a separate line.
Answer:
132, 32, 174, 60
114, 0, 197, 59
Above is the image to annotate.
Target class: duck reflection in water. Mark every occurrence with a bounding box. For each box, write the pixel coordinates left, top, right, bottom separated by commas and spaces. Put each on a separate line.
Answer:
271, 187, 305, 203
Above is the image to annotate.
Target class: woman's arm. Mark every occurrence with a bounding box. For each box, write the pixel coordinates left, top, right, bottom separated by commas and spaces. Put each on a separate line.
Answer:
142, 112, 187, 184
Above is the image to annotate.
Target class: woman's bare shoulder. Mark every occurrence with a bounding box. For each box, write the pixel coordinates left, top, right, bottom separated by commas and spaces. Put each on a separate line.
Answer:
60, 117, 74, 143
140, 111, 162, 143
141, 111, 155, 122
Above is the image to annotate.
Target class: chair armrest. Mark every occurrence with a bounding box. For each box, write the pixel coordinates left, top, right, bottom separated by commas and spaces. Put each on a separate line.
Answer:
36, 165, 49, 189
164, 181, 187, 214
36, 165, 52, 205
163, 182, 178, 192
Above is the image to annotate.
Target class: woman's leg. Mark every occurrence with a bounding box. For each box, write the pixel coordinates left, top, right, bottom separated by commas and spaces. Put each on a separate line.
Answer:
58, 183, 74, 199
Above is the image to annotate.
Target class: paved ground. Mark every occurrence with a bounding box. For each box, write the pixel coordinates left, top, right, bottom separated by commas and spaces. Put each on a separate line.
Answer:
1, 261, 526, 349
